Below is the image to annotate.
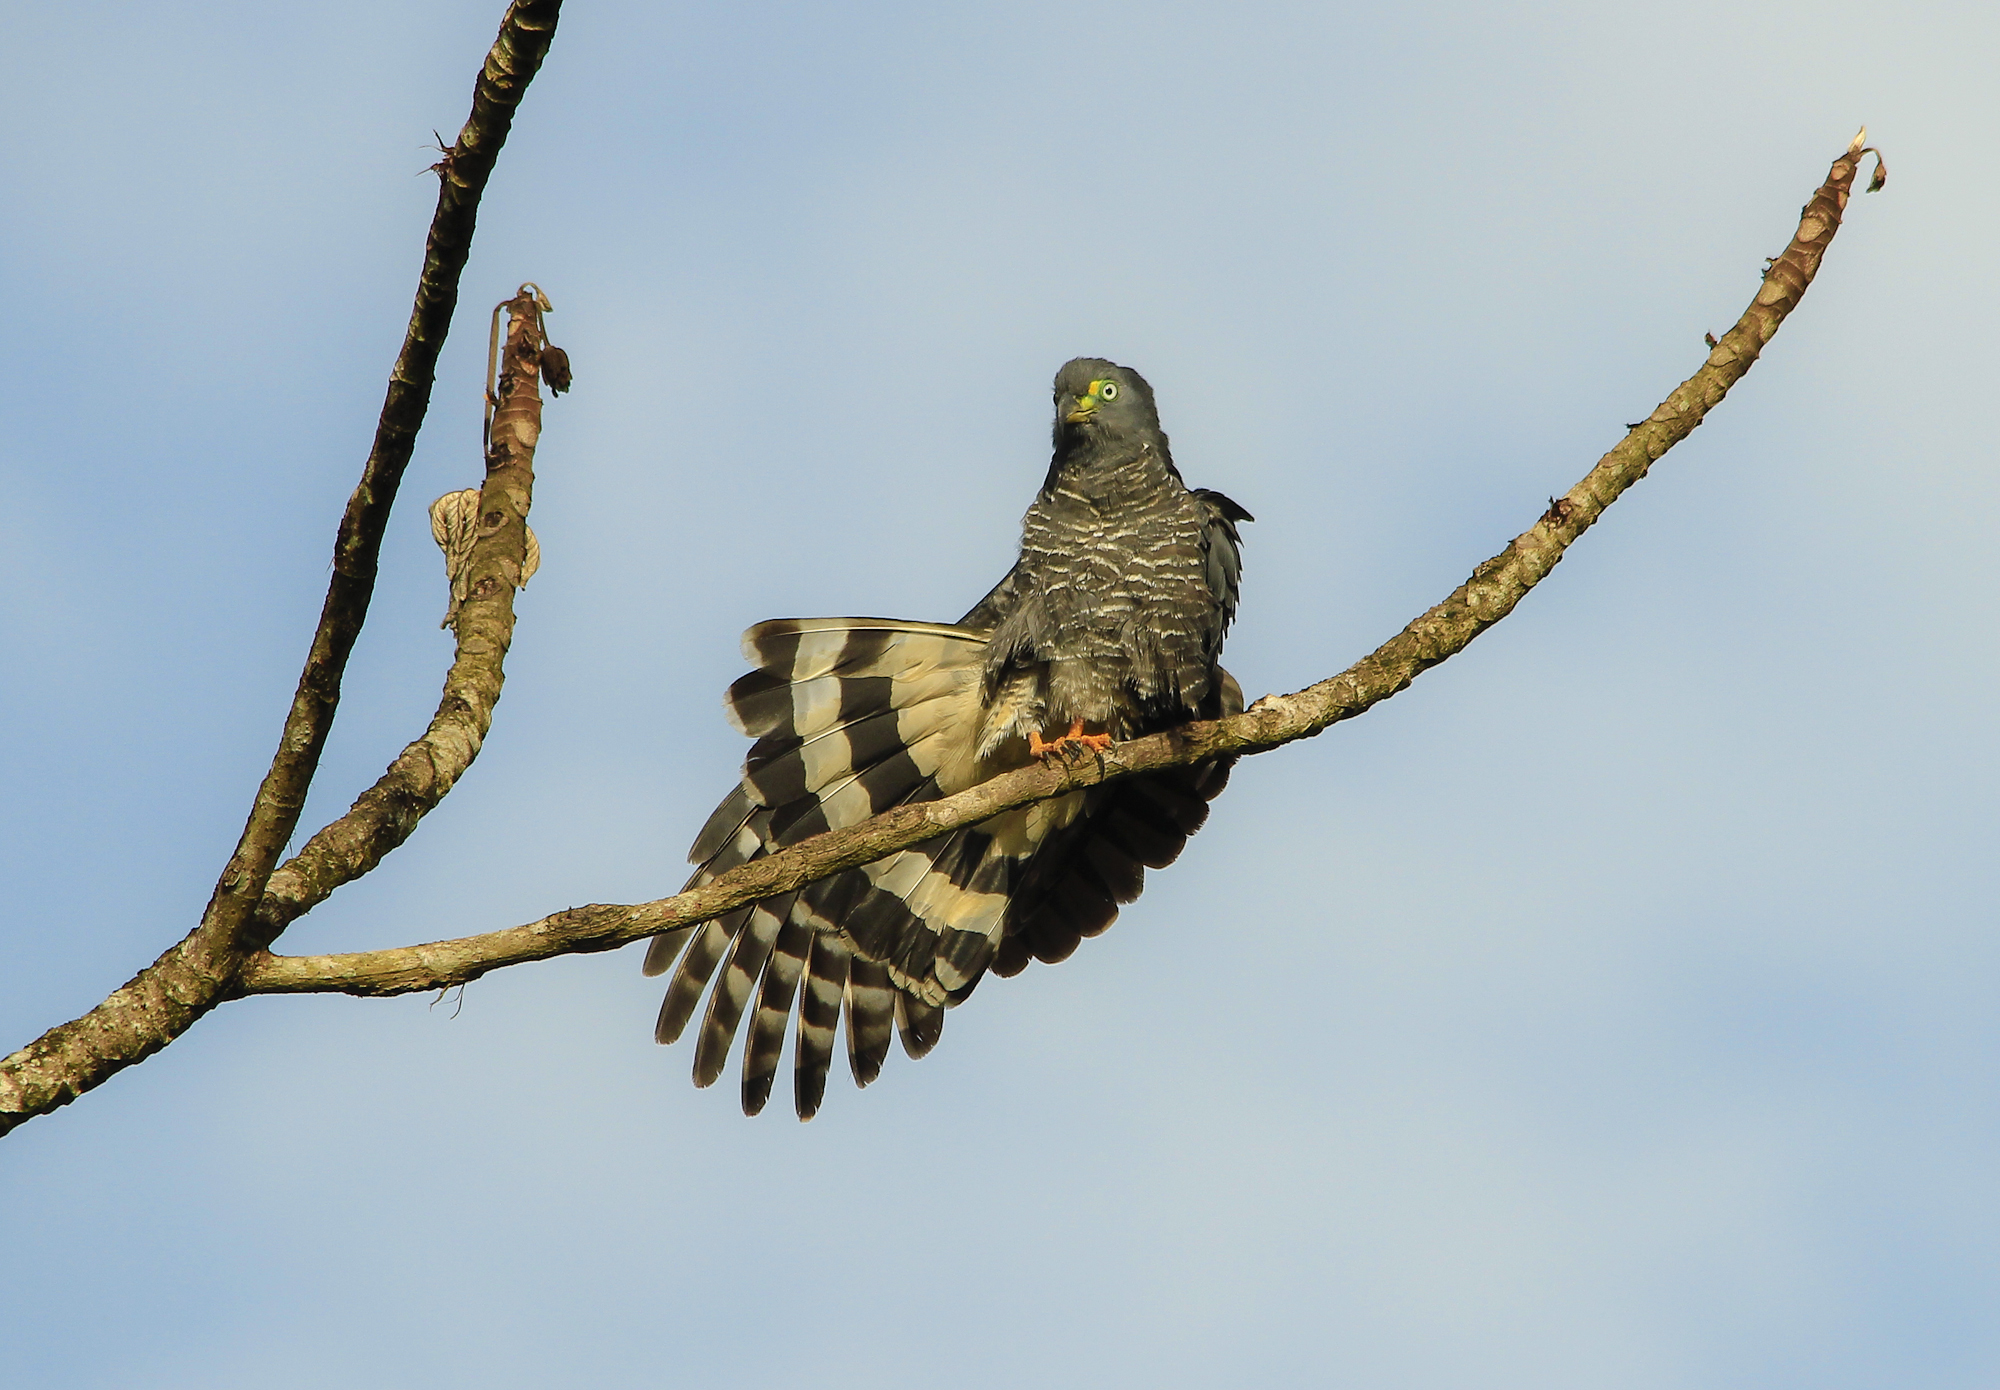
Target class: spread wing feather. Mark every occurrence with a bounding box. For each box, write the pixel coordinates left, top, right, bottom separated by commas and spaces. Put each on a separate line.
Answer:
741, 914, 812, 1116
794, 932, 852, 1120
844, 956, 896, 1087
650, 617, 1236, 1118
691, 894, 792, 1086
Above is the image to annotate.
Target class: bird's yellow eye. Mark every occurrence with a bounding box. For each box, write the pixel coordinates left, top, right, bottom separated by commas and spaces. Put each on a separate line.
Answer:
1098, 381, 1120, 401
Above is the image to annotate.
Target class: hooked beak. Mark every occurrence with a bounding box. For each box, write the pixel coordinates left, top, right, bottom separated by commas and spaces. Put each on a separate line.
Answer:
1064, 394, 1097, 424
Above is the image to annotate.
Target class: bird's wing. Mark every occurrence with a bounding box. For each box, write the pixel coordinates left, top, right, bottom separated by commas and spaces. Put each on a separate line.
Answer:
1192, 487, 1252, 653
649, 618, 1037, 1117
648, 616, 1236, 1119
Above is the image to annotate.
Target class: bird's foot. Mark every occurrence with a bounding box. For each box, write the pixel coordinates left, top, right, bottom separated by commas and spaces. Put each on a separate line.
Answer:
1029, 719, 1113, 760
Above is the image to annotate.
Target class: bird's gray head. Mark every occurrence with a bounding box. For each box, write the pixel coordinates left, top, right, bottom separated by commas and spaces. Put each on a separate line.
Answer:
1050, 358, 1163, 452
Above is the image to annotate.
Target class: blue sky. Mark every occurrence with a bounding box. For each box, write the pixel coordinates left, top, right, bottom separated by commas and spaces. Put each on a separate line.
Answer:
3, 2, 1996, 1386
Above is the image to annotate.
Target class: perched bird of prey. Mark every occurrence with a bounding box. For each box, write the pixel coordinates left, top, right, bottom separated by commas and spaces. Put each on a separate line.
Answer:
646, 357, 1252, 1119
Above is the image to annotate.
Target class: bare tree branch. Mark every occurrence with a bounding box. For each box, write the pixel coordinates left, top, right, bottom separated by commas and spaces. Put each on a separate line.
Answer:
237, 135, 1881, 999
0, 3, 564, 1136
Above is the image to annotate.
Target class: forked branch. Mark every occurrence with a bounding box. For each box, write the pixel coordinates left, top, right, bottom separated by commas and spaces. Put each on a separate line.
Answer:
0, 3, 564, 1136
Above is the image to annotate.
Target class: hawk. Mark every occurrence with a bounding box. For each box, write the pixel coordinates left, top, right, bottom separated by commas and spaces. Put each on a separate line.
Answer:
646, 357, 1252, 1118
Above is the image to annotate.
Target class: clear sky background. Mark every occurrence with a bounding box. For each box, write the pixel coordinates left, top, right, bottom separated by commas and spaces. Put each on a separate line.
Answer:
3, 3, 1995, 1387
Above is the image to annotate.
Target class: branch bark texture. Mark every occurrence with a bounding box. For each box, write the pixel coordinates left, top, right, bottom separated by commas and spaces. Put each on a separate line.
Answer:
0, 4, 563, 1136
236, 138, 1876, 999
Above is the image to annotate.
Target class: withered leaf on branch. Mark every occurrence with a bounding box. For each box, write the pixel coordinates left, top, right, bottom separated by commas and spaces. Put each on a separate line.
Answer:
1848, 124, 1888, 193
540, 344, 572, 395
429, 487, 541, 629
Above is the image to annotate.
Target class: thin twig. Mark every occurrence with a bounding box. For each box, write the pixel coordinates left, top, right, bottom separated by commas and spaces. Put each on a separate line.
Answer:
238, 133, 1879, 999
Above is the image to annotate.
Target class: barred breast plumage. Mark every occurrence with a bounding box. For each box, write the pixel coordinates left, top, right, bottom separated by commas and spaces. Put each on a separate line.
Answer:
646, 357, 1251, 1118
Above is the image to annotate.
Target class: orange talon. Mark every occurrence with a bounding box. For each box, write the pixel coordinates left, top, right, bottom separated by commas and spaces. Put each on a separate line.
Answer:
1030, 719, 1113, 759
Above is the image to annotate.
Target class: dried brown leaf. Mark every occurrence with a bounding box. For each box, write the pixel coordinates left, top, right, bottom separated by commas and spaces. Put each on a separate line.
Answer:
540, 344, 572, 395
